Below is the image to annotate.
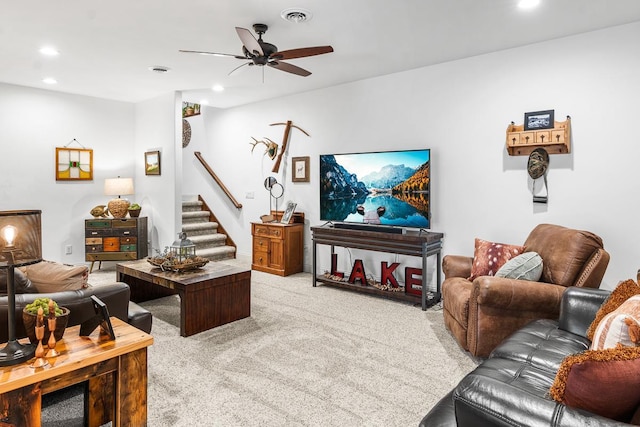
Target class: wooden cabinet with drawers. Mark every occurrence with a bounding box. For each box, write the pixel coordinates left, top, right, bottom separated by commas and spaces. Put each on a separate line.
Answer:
85, 217, 148, 272
251, 222, 304, 276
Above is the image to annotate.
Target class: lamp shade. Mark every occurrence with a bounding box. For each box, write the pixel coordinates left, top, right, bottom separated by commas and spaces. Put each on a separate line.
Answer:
104, 177, 134, 197
0, 210, 42, 267
0, 210, 41, 366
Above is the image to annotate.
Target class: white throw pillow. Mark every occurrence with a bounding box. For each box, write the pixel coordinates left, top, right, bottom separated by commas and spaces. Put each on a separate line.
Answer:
495, 252, 543, 281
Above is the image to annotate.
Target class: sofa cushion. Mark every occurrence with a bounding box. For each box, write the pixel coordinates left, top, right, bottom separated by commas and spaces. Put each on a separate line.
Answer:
19, 260, 88, 293
549, 346, 640, 422
468, 238, 524, 281
586, 279, 640, 341
590, 294, 640, 350
495, 252, 543, 281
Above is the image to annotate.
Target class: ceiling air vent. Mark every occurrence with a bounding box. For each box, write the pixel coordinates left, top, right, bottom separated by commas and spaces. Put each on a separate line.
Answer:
148, 66, 171, 74
280, 8, 312, 23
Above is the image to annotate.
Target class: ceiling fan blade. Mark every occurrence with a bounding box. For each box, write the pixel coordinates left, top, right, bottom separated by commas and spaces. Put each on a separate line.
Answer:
268, 61, 311, 77
179, 49, 246, 59
235, 27, 264, 56
271, 46, 334, 60
228, 62, 252, 76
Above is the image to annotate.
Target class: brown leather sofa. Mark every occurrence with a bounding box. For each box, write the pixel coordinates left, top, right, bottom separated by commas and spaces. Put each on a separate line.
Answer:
441, 223, 609, 358
0, 268, 152, 342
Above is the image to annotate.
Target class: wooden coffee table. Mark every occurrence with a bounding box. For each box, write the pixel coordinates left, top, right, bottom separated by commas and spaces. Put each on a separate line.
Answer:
116, 259, 251, 337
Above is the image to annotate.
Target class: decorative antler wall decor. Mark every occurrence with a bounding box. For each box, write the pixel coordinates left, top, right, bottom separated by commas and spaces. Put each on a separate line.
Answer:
270, 120, 309, 173
249, 137, 279, 160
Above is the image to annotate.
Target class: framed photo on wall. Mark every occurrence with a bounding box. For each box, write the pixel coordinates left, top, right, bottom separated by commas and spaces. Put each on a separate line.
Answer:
145, 150, 161, 175
292, 156, 310, 183
524, 110, 554, 131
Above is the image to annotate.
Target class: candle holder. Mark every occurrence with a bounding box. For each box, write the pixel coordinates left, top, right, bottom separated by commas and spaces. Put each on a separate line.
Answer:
30, 307, 48, 368
45, 300, 59, 358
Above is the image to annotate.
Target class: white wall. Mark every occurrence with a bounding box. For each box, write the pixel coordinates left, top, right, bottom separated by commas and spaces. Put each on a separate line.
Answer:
184, 22, 640, 289
134, 92, 181, 255
0, 83, 135, 262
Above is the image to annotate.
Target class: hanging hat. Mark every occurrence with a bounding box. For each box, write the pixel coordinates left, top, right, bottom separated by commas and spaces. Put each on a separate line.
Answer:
527, 148, 549, 180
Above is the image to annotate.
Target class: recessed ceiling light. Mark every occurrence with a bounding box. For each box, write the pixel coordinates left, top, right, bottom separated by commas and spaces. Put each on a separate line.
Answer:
212, 85, 224, 92
39, 46, 59, 56
148, 65, 171, 74
281, 8, 313, 23
518, 0, 540, 9
42, 77, 57, 85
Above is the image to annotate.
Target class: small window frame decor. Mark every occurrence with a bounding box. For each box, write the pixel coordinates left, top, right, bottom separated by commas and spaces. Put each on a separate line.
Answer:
145, 150, 161, 176
55, 147, 93, 181
291, 156, 310, 183
524, 109, 555, 131
281, 201, 297, 224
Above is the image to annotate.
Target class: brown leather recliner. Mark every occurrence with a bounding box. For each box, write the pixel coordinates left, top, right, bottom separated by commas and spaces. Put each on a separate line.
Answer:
442, 223, 610, 358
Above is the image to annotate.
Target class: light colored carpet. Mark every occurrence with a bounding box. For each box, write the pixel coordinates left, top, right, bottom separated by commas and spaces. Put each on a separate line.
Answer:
58, 259, 478, 426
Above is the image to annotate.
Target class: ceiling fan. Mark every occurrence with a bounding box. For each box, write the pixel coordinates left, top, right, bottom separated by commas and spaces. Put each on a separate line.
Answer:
179, 23, 333, 78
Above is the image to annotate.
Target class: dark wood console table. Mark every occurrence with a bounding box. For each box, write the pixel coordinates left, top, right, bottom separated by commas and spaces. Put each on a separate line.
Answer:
311, 224, 444, 310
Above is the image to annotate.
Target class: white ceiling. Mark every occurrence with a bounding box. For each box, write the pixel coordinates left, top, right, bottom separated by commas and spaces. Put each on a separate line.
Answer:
3, 1, 640, 109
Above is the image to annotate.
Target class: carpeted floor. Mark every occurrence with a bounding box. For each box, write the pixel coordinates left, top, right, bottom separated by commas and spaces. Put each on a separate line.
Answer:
43, 258, 478, 426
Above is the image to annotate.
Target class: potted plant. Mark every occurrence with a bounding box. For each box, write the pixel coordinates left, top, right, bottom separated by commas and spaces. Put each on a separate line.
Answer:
22, 298, 70, 344
128, 203, 142, 218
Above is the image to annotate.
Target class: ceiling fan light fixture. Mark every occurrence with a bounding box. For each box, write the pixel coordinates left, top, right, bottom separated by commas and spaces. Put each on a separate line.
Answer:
281, 8, 312, 24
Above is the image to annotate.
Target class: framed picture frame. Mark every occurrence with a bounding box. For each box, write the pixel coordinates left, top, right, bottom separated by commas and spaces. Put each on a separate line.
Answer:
292, 156, 310, 183
79, 295, 116, 340
55, 147, 93, 181
145, 150, 161, 175
524, 110, 555, 131
281, 202, 297, 224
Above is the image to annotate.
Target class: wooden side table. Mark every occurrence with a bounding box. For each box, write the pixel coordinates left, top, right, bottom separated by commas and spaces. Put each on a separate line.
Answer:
251, 222, 304, 276
0, 318, 153, 427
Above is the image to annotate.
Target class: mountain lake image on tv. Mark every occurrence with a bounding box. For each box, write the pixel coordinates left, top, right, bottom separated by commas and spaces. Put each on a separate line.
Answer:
319, 149, 430, 229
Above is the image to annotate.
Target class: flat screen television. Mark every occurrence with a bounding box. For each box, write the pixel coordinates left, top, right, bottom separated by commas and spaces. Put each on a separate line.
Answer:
319, 149, 430, 229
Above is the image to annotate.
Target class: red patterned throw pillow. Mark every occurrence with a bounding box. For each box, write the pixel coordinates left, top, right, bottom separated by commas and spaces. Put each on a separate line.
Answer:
549, 346, 640, 422
468, 238, 524, 281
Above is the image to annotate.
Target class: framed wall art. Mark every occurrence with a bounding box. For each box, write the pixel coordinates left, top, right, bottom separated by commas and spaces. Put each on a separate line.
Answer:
145, 150, 161, 175
56, 147, 93, 181
524, 110, 555, 131
292, 156, 310, 183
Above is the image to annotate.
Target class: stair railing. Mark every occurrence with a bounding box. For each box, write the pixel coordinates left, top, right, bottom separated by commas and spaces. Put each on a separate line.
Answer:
194, 151, 243, 209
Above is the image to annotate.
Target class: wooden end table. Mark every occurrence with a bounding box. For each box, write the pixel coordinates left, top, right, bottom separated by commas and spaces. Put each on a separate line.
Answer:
0, 318, 153, 427
116, 259, 251, 337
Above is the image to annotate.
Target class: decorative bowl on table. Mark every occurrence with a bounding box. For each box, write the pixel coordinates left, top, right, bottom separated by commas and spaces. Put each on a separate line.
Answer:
22, 300, 70, 344
147, 255, 210, 273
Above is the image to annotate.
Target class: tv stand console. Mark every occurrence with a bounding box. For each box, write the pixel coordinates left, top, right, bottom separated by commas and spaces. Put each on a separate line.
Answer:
311, 224, 444, 310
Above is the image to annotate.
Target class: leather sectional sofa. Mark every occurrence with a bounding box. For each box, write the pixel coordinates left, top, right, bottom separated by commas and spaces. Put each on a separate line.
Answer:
0, 271, 152, 342
421, 287, 636, 427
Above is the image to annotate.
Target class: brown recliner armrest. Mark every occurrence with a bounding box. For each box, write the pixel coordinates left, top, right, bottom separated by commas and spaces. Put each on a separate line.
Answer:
442, 255, 473, 280
467, 277, 565, 358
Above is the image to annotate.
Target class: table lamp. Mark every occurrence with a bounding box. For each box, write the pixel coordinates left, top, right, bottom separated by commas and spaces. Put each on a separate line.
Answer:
0, 210, 42, 366
104, 177, 134, 219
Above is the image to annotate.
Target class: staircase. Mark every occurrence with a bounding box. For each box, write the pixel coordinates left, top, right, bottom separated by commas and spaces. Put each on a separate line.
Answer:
181, 200, 236, 262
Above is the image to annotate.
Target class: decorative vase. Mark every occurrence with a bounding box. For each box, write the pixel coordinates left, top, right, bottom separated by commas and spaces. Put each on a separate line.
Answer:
23, 307, 70, 345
